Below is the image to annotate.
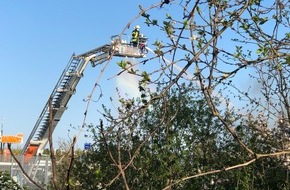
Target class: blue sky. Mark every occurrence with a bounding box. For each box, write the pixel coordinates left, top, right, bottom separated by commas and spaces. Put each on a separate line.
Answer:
0, 1, 161, 149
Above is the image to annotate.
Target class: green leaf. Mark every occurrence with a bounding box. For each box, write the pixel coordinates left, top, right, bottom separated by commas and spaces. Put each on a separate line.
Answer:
259, 17, 268, 25
154, 49, 163, 56
117, 60, 127, 69
138, 5, 143, 11
128, 68, 136, 74
153, 40, 163, 48
142, 71, 150, 82
285, 57, 290, 65
145, 18, 151, 26
252, 15, 259, 22
256, 44, 268, 56
142, 99, 147, 104
240, 23, 248, 30
141, 12, 150, 18
274, 63, 282, 70
152, 19, 158, 25
183, 19, 189, 28
196, 6, 201, 14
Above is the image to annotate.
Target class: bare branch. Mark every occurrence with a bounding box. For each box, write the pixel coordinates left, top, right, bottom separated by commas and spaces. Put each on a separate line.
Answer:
8, 144, 45, 190
48, 96, 59, 190
163, 150, 290, 190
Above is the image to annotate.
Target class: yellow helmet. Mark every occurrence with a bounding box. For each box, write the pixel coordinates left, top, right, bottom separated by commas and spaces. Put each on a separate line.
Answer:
135, 25, 140, 30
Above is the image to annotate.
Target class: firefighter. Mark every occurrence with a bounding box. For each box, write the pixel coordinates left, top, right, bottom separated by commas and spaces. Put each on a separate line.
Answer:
131, 25, 140, 47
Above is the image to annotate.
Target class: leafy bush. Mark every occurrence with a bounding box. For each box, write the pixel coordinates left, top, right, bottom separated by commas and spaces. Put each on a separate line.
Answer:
0, 171, 23, 190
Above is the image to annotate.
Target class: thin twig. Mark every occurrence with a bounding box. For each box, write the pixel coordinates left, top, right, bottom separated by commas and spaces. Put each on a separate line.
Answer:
117, 127, 130, 190
66, 136, 76, 190
8, 144, 45, 190
49, 96, 59, 190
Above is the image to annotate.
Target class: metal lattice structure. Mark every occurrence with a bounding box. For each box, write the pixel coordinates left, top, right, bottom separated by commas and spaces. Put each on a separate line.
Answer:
19, 37, 148, 185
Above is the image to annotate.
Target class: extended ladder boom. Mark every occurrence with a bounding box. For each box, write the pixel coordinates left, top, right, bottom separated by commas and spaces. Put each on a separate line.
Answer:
22, 37, 148, 156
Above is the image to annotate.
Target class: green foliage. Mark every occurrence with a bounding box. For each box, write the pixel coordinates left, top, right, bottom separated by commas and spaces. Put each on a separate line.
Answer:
0, 171, 23, 190
249, 0, 261, 6
74, 81, 288, 190
252, 15, 268, 25
117, 60, 128, 69
69, 150, 105, 190
183, 19, 189, 29
70, 82, 290, 189
163, 20, 174, 37
285, 56, 290, 65
256, 44, 269, 57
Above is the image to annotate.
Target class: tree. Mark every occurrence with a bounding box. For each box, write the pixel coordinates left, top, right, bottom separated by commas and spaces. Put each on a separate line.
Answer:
75, 82, 289, 189
80, 0, 290, 189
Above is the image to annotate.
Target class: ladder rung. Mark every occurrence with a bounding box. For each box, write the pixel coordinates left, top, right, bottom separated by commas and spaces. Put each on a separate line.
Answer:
56, 88, 69, 92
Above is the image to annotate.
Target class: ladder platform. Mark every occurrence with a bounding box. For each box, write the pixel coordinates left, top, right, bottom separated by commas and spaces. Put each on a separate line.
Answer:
110, 35, 148, 58
111, 44, 146, 58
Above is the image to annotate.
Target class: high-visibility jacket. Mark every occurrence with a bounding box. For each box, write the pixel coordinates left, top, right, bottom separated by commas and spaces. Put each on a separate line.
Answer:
131, 29, 140, 44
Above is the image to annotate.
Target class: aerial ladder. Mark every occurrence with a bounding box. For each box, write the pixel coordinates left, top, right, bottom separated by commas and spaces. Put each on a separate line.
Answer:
21, 35, 148, 157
